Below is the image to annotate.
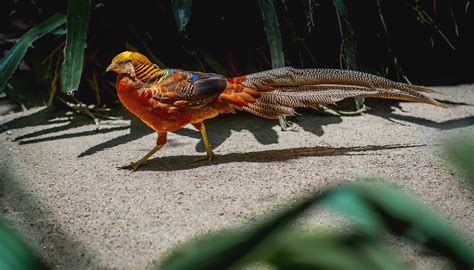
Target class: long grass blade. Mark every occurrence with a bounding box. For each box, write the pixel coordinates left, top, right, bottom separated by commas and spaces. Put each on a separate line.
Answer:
258, 0, 289, 127
333, 0, 364, 108
60, 0, 91, 94
0, 14, 66, 93
258, 0, 285, 68
333, 0, 358, 69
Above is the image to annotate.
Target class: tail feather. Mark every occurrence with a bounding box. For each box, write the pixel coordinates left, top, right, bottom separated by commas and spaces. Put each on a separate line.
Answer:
226, 67, 447, 118
400, 83, 440, 94
243, 102, 297, 119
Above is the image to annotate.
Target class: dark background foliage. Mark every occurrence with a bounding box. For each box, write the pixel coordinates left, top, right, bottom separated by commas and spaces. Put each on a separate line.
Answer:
1, 0, 473, 107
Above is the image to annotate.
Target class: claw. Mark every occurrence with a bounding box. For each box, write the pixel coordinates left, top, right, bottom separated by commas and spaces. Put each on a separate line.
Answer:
116, 161, 144, 171
192, 122, 216, 163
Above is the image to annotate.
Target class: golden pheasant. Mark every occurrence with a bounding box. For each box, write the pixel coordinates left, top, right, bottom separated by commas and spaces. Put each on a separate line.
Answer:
106, 51, 446, 170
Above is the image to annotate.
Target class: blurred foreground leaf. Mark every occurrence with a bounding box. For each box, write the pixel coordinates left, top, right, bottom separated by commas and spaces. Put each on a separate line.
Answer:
158, 196, 319, 270
0, 220, 46, 270
172, 0, 193, 33
265, 231, 404, 270
445, 139, 474, 185
60, 0, 91, 94
324, 181, 474, 269
158, 181, 474, 270
0, 14, 66, 93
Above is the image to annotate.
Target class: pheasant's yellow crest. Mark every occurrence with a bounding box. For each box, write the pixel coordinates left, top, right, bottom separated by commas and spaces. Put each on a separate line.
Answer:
110, 51, 152, 66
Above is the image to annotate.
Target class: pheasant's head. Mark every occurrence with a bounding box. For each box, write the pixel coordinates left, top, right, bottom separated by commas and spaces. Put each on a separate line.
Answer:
106, 51, 152, 77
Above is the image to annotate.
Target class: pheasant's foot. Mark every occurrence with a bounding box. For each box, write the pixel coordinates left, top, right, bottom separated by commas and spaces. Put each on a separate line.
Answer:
116, 160, 145, 171
278, 116, 298, 131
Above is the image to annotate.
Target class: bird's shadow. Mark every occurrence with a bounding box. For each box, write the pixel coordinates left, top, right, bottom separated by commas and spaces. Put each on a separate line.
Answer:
140, 143, 427, 171
1, 107, 133, 148
175, 111, 344, 154
1, 108, 71, 132
364, 99, 474, 130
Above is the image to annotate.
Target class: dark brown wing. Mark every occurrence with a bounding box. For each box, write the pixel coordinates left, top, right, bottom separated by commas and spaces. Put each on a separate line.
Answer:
142, 69, 227, 108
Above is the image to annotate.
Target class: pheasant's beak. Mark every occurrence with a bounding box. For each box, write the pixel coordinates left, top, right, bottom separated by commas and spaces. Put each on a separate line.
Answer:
106, 63, 117, 73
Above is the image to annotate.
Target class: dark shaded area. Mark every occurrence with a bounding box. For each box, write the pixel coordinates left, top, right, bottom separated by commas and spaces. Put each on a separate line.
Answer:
78, 115, 153, 157
0, 169, 103, 269
176, 112, 343, 153
363, 99, 474, 130
2, 97, 471, 161
1, 0, 473, 107
1, 108, 131, 149
433, 99, 472, 106
0, 108, 68, 132
18, 125, 128, 145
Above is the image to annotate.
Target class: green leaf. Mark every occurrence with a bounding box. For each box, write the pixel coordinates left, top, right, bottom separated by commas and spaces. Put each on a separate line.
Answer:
158, 180, 474, 270
265, 231, 405, 270
60, 0, 91, 94
172, 0, 193, 33
0, 14, 66, 93
0, 220, 46, 270
324, 181, 474, 269
445, 139, 474, 185
158, 196, 321, 270
258, 0, 285, 68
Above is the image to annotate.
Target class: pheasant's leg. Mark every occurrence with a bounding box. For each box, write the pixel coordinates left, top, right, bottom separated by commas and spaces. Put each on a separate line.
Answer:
117, 132, 167, 171
278, 116, 298, 131
192, 122, 214, 162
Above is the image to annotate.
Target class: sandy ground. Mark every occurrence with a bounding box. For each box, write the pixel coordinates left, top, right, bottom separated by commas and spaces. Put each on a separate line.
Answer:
1, 85, 473, 269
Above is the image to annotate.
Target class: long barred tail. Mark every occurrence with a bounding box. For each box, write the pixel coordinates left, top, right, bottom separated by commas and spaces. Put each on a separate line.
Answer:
225, 67, 446, 119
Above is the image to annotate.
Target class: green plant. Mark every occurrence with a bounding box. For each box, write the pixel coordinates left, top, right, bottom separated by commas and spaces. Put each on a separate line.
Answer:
0, 0, 90, 96
1, 0, 462, 110
0, 14, 65, 94
59, 0, 91, 94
